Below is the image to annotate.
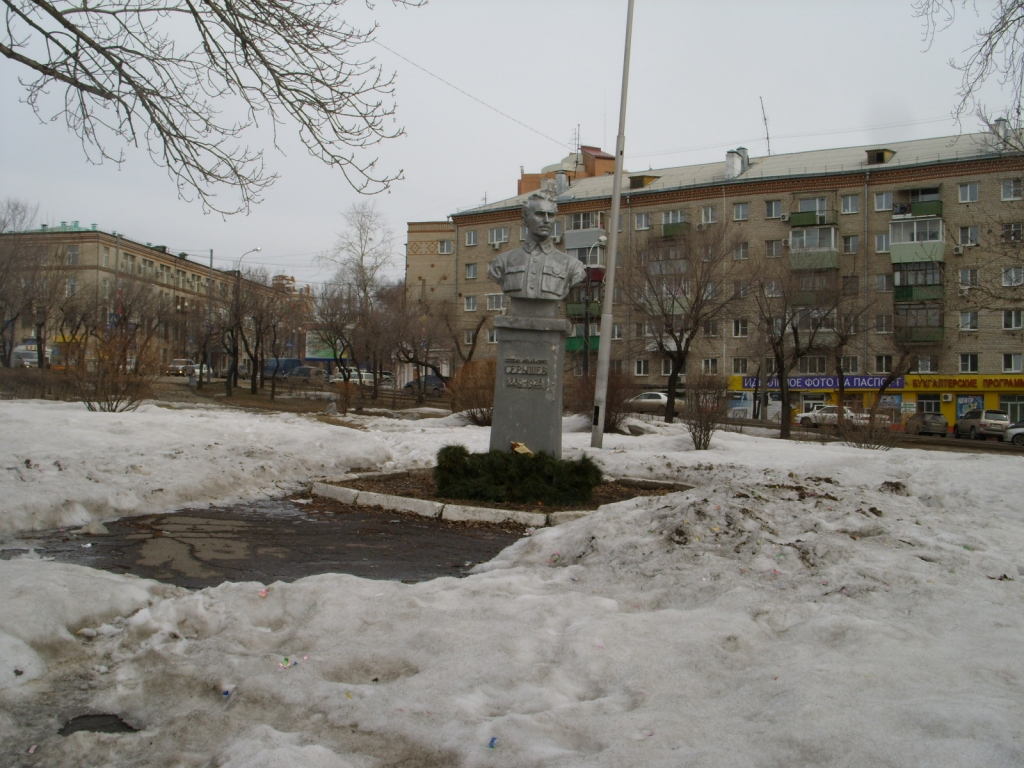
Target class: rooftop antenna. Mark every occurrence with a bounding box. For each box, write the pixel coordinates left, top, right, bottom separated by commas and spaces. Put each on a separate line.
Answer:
760, 96, 772, 156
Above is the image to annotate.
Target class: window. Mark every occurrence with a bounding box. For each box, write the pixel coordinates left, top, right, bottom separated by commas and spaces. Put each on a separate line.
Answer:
732, 357, 748, 374
765, 200, 782, 219
66, 245, 79, 266
1003, 266, 1024, 286
918, 395, 941, 413
875, 314, 893, 333
914, 355, 940, 373
569, 212, 603, 230
875, 355, 893, 373
702, 358, 718, 374
486, 294, 506, 311
799, 356, 827, 374
733, 280, 750, 298
960, 310, 979, 330
611, 359, 624, 374
101, 277, 110, 298
841, 314, 862, 333
439, 240, 453, 254
464, 329, 477, 345
1002, 394, 1024, 422
635, 322, 649, 338
893, 261, 941, 287
635, 359, 649, 376
1002, 223, 1024, 243
635, 212, 650, 230
875, 233, 891, 253
842, 355, 860, 373
959, 182, 979, 203
661, 358, 674, 376
701, 206, 717, 224
891, 219, 943, 244
842, 276, 859, 295
1002, 179, 1023, 201
798, 197, 827, 223
960, 353, 979, 372
662, 210, 685, 225
876, 274, 893, 292
842, 235, 859, 254
612, 323, 623, 340
65, 277, 77, 297
960, 268, 979, 287
1004, 309, 1023, 329
464, 295, 477, 311
102, 246, 110, 268
703, 282, 719, 300
789, 227, 839, 252
841, 194, 859, 214
465, 263, 477, 279
488, 227, 509, 245
465, 231, 478, 246
874, 191, 893, 211
1004, 353, 1023, 372
764, 280, 783, 298
733, 203, 749, 221
520, 225, 528, 241
702, 319, 718, 337
959, 226, 979, 246
765, 239, 783, 258
487, 328, 498, 344
733, 318, 748, 337
733, 242, 749, 261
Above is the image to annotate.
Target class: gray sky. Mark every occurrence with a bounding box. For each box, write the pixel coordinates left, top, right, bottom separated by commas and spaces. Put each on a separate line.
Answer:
0, 0, 1006, 287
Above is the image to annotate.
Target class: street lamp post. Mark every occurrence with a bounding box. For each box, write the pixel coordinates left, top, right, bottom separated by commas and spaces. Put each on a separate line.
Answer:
582, 235, 608, 374
229, 247, 261, 393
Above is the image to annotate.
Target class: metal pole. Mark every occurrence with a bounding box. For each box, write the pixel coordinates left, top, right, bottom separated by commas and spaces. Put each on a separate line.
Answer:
591, 0, 635, 448
583, 268, 591, 374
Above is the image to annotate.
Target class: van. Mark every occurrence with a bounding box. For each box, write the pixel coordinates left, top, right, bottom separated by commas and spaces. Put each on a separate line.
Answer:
262, 358, 302, 380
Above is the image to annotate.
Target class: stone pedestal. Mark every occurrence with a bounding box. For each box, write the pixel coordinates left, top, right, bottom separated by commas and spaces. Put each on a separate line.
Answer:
489, 313, 570, 458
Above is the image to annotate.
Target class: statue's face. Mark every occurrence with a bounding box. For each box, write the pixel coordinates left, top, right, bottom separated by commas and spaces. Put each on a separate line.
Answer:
524, 199, 557, 241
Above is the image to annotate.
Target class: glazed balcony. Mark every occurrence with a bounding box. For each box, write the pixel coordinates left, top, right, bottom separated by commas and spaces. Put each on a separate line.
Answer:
894, 327, 944, 344
893, 285, 944, 302
566, 301, 602, 318
661, 222, 690, 238
788, 250, 840, 271
788, 210, 835, 227
566, 336, 599, 353
892, 200, 943, 218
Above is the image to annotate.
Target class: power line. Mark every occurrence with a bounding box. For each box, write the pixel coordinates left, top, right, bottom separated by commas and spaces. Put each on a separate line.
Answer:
371, 39, 569, 150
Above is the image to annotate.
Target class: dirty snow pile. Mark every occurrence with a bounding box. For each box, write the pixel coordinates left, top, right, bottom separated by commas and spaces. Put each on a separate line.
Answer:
1, 402, 1024, 766
0, 401, 392, 534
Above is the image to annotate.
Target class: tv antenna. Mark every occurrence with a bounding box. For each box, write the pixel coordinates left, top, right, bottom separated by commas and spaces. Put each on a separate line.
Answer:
760, 96, 772, 156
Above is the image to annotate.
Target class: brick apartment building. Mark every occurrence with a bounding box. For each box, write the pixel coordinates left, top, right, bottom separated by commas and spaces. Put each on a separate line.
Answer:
406, 131, 1024, 425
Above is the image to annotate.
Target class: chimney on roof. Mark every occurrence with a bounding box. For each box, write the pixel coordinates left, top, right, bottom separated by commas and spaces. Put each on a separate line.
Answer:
736, 147, 749, 172
993, 117, 1010, 142
725, 150, 743, 179
555, 170, 568, 195
60, 221, 66, 227
72, 220, 79, 228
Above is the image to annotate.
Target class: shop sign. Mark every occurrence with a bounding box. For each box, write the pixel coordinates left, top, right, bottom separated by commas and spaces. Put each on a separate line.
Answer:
907, 376, 1024, 390
741, 375, 904, 391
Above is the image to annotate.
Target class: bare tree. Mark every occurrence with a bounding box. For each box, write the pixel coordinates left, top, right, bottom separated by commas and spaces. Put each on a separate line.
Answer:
622, 224, 740, 423
681, 372, 729, 450
2, 1, 422, 214
0, 199, 39, 365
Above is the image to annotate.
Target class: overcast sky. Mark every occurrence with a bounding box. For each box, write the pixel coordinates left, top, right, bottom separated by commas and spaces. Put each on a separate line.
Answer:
0, 0, 1007, 287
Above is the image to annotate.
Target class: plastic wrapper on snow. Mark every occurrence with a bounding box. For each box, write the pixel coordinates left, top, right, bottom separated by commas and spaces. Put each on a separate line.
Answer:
0, 401, 393, 535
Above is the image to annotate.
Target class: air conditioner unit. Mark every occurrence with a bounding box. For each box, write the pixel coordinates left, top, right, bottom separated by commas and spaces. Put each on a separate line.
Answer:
695, 223, 705, 231
553, 235, 562, 243
958, 286, 970, 297
782, 238, 791, 247
941, 393, 954, 402
490, 242, 501, 250
780, 213, 791, 222
953, 245, 964, 255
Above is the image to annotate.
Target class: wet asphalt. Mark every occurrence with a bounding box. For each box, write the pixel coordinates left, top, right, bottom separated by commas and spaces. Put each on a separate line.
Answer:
0, 497, 523, 589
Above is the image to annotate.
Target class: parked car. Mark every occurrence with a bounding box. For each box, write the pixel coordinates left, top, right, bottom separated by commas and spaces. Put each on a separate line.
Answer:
165, 358, 194, 376
285, 366, 326, 384
1003, 420, 1024, 446
627, 391, 682, 414
262, 358, 303, 380
954, 408, 1009, 439
798, 406, 882, 428
904, 411, 949, 437
10, 350, 37, 368
403, 375, 447, 396
185, 363, 213, 378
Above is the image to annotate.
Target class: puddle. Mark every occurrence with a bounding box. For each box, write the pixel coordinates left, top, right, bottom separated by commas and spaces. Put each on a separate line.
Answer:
59, 714, 137, 736
2, 498, 522, 589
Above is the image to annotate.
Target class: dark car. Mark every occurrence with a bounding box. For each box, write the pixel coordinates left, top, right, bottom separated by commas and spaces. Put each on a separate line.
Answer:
284, 366, 326, 389
905, 411, 948, 437
404, 374, 447, 396
954, 409, 1009, 439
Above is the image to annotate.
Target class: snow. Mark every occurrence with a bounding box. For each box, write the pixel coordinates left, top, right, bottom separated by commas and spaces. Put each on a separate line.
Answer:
2, 400, 1023, 766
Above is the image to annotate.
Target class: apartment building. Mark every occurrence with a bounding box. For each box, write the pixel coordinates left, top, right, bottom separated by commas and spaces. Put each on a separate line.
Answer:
408, 130, 1024, 425
0, 221, 302, 370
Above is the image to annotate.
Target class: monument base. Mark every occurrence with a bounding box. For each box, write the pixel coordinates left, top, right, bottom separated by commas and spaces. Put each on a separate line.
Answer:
489, 315, 571, 458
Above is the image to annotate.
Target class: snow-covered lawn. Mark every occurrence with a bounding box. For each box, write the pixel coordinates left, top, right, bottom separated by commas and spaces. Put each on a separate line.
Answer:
1, 400, 1023, 766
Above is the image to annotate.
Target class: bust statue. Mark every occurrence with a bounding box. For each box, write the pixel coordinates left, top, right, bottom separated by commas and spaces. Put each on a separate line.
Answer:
487, 188, 586, 302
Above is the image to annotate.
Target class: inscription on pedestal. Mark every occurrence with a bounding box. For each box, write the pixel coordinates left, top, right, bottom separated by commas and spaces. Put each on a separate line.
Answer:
504, 357, 549, 389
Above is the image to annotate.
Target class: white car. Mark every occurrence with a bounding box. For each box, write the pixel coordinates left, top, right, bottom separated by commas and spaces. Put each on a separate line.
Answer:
1003, 420, 1024, 446
627, 392, 683, 414
798, 405, 883, 428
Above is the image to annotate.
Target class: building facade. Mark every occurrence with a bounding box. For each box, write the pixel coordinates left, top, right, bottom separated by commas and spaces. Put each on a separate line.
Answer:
407, 132, 1024, 426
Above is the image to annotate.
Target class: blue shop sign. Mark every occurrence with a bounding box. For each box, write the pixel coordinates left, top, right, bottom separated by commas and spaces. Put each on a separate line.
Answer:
741, 375, 904, 390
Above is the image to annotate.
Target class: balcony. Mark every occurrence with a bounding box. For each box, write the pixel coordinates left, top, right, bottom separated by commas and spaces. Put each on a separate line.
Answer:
566, 301, 602, 318
892, 200, 943, 218
788, 250, 840, 271
661, 222, 690, 238
789, 211, 835, 227
792, 290, 822, 306
566, 337, 599, 353
890, 241, 945, 264
894, 327, 944, 344
893, 285, 944, 302
564, 228, 606, 251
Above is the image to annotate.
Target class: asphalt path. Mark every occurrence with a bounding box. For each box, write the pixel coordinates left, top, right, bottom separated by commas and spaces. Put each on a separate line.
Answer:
0, 497, 523, 589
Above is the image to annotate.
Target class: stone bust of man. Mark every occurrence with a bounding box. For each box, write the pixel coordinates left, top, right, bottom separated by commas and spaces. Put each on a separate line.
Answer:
488, 189, 586, 302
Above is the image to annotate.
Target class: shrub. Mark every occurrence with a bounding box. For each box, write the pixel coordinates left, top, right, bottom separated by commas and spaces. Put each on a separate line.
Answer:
564, 369, 639, 435
681, 372, 728, 450
434, 444, 603, 505
448, 360, 495, 426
